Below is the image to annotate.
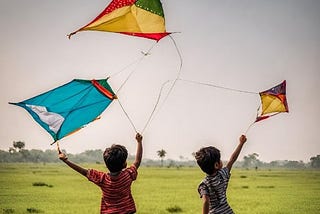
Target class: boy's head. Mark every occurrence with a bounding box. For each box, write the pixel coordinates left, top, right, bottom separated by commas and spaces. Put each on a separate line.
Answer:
103, 144, 128, 173
195, 146, 222, 175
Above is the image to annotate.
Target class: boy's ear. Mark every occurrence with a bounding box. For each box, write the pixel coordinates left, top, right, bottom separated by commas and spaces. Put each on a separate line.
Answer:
214, 162, 220, 169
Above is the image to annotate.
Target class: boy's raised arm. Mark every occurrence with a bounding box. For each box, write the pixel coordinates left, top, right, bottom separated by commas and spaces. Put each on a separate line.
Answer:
226, 135, 247, 171
133, 133, 143, 169
59, 150, 88, 176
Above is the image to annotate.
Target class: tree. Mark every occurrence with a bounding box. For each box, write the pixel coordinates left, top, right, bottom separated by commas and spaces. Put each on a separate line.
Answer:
310, 155, 320, 168
243, 153, 261, 168
9, 147, 16, 154
157, 149, 167, 167
283, 160, 305, 169
13, 141, 25, 152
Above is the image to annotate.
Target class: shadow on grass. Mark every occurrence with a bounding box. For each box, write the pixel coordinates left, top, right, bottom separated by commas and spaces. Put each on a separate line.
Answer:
166, 205, 183, 213
27, 207, 43, 213
32, 182, 53, 188
2, 208, 14, 214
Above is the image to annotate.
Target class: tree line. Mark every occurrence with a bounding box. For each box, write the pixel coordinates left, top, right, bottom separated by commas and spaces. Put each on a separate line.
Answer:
1, 141, 320, 169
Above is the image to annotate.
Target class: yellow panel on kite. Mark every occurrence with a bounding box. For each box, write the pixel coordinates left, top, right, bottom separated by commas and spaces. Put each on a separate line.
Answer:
260, 94, 288, 115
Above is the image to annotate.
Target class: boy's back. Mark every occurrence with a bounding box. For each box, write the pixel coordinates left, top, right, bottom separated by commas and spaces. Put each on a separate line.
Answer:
59, 133, 143, 214
87, 165, 138, 213
198, 167, 233, 214
195, 135, 246, 214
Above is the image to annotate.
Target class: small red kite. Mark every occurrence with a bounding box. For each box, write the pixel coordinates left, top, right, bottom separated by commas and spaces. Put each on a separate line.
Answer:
255, 80, 289, 122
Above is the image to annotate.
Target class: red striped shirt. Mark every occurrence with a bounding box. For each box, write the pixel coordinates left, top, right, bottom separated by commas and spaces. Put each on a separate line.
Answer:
87, 165, 138, 214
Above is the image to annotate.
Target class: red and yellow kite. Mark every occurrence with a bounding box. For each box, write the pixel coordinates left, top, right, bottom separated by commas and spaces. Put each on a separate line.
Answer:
68, 0, 171, 41
255, 80, 289, 122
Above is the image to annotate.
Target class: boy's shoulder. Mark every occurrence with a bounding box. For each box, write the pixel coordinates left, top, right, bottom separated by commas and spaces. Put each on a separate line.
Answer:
217, 167, 230, 177
202, 168, 230, 183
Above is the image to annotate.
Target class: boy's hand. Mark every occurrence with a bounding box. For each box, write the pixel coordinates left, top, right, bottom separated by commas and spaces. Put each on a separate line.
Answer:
239, 135, 247, 144
135, 133, 143, 143
59, 152, 68, 161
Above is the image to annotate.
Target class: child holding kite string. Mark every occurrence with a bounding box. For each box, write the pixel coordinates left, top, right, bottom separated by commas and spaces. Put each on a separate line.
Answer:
195, 135, 247, 214
58, 133, 143, 214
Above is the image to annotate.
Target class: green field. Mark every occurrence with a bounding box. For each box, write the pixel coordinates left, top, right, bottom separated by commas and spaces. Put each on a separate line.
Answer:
0, 163, 319, 214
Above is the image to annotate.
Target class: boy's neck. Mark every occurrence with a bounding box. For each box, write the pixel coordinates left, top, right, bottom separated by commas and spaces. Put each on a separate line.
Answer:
109, 171, 121, 176
208, 171, 218, 176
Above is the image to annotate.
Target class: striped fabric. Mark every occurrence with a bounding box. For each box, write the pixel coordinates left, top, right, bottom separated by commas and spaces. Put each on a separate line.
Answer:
87, 165, 138, 214
198, 167, 234, 214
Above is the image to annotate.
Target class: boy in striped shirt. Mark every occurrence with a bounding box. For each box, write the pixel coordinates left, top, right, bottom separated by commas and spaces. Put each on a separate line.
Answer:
195, 135, 247, 214
59, 133, 143, 214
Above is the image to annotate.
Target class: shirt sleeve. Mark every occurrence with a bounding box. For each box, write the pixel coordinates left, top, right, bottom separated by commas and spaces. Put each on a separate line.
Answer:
220, 167, 231, 180
198, 182, 209, 198
126, 165, 138, 180
87, 169, 106, 185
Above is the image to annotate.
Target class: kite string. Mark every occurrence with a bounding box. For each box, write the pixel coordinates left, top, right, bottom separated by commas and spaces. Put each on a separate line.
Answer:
176, 78, 260, 134
244, 122, 255, 135
140, 35, 183, 133
111, 35, 183, 134
245, 105, 260, 134
141, 80, 172, 133
117, 98, 138, 133
164, 34, 183, 98
113, 42, 158, 94
178, 78, 258, 95
110, 42, 158, 133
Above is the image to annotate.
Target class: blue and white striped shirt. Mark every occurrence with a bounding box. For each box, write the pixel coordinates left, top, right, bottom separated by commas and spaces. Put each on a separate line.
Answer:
198, 167, 234, 214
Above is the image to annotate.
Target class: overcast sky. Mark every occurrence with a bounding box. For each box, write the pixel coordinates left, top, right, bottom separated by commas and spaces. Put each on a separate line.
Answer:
1, 0, 319, 162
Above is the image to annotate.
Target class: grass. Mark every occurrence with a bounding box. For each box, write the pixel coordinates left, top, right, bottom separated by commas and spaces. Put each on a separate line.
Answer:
0, 163, 319, 213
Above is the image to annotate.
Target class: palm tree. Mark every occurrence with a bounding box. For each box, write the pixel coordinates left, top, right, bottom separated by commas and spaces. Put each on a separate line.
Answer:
157, 149, 167, 167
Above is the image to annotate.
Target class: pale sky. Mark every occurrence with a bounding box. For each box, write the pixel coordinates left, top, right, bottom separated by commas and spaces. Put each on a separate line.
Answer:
1, 0, 319, 162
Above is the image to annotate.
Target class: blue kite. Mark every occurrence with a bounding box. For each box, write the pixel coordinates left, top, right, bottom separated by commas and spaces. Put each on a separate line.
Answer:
10, 79, 117, 142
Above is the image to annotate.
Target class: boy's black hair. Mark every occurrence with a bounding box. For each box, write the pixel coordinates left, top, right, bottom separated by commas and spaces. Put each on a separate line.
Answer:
195, 146, 221, 175
103, 144, 128, 173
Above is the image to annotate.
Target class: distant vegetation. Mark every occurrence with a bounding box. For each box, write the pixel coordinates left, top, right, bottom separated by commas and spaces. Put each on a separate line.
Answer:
1, 141, 320, 169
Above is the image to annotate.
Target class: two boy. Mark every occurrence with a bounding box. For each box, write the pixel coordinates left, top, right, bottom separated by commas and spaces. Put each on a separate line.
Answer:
59, 133, 246, 214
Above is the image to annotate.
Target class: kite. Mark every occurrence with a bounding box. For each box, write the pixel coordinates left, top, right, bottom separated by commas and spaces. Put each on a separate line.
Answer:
66, 0, 181, 133
177, 79, 289, 133
10, 79, 117, 142
255, 80, 289, 122
68, 0, 171, 41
